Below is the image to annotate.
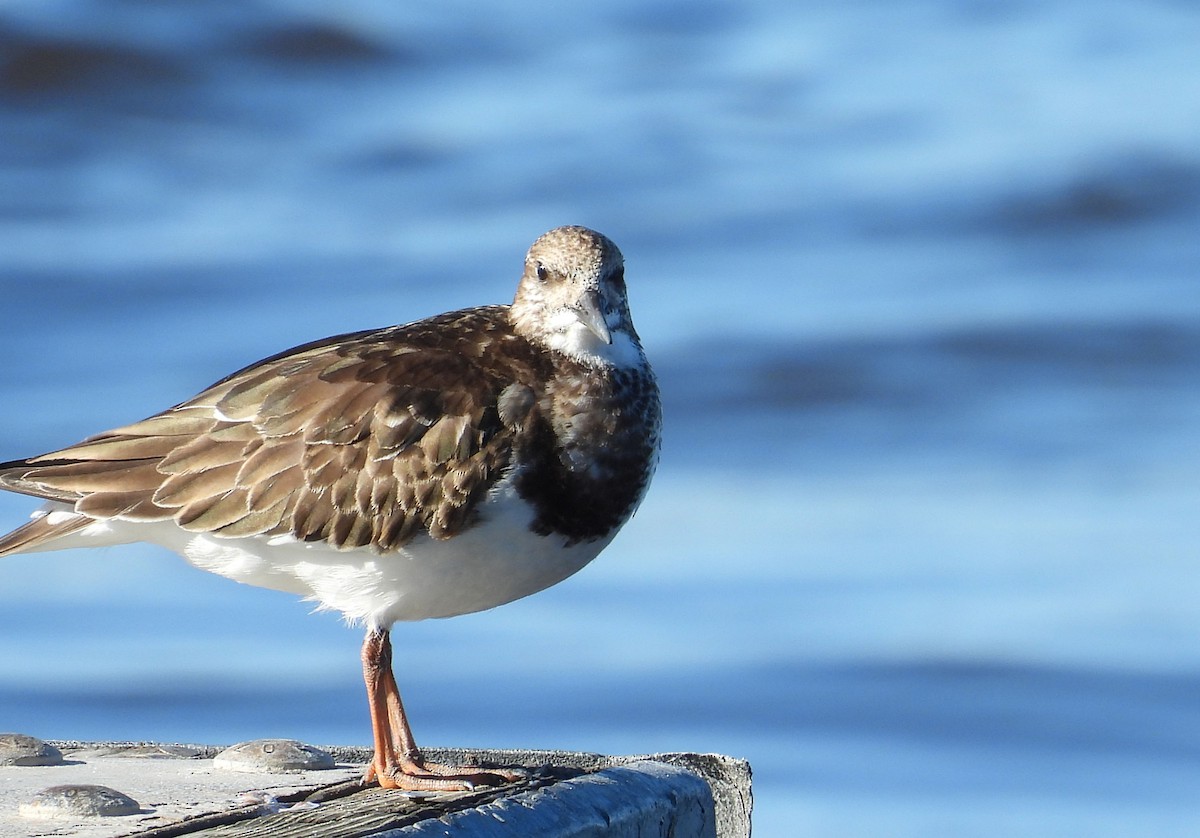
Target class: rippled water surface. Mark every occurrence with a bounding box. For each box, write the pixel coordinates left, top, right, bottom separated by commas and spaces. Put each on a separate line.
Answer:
1, 1, 1199, 834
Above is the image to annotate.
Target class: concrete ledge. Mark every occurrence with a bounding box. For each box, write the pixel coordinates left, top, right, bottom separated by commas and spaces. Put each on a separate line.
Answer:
379, 761, 714, 837
417, 748, 751, 838
0, 742, 751, 838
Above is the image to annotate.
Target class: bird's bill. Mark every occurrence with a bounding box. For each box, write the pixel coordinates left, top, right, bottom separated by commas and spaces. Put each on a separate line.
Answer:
573, 290, 612, 344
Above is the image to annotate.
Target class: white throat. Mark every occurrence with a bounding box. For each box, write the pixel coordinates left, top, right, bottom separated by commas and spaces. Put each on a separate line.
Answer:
544, 315, 643, 368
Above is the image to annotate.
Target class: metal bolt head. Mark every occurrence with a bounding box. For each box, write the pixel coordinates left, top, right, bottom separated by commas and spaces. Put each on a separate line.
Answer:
19, 784, 140, 819
214, 739, 335, 773
0, 733, 64, 766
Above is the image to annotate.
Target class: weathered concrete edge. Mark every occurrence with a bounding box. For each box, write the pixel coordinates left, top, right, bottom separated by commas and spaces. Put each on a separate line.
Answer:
44, 743, 753, 838
375, 761, 714, 838
396, 747, 752, 838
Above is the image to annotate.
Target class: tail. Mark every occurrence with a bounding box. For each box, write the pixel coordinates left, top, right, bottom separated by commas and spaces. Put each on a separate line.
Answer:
0, 458, 90, 557
0, 509, 92, 557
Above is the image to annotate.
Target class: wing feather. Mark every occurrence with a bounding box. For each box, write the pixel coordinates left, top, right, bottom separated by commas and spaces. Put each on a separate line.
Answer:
0, 307, 541, 554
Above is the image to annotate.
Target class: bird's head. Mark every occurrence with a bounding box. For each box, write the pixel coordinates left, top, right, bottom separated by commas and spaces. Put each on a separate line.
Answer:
512, 226, 644, 368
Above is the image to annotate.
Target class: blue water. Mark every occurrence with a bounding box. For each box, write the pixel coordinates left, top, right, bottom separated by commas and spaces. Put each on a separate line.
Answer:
1, 1, 1199, 834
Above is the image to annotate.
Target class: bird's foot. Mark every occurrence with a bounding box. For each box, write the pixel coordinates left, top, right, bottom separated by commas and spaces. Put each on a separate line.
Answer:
364, 753, 524, 792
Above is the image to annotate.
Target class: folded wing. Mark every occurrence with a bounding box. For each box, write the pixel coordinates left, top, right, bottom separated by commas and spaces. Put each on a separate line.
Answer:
0, 317, 537, 556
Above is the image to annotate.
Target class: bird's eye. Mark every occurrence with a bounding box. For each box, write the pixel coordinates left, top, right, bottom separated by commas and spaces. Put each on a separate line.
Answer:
610, 268, 626, 291
536, 263, 550, 282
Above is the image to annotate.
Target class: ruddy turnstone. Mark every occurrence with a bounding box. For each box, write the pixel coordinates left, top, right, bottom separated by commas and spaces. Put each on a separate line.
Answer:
0, 226, 661, 791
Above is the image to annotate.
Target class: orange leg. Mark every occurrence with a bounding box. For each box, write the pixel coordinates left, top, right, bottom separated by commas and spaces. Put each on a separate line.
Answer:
360, 627, 521, 791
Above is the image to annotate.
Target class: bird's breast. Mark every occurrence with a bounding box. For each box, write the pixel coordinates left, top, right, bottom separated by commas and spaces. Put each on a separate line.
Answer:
168, 476, 611, 627
513, 361, 661, 545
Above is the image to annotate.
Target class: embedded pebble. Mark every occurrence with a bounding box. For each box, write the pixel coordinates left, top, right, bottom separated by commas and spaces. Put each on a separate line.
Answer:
0, 733, 64, 766
19, 784, 140, 819
214, 739, 335, 773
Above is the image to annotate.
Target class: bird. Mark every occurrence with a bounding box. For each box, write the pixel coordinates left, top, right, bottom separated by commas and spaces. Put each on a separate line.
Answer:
0, 226, 661, 791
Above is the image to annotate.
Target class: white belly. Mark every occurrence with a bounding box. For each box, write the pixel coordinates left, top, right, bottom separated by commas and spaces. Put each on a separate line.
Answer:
48, 486, 611, 628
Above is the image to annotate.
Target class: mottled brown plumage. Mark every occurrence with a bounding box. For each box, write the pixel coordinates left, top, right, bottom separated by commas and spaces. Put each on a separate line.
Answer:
0, 303, 657, 553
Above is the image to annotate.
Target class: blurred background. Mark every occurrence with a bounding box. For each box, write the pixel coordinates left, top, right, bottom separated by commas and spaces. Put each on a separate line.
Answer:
0, 1, 1198, 834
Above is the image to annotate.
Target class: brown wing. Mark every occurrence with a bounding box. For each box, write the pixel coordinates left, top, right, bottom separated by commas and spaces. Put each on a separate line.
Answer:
0, 310, 540, 553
